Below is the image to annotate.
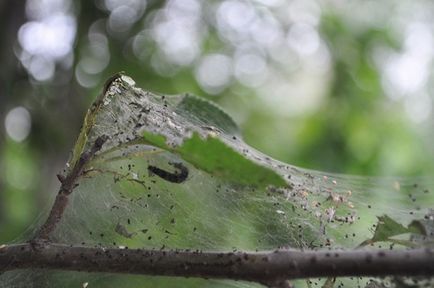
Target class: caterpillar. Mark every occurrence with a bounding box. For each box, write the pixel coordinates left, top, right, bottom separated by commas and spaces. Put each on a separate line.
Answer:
148, 162, 189, 183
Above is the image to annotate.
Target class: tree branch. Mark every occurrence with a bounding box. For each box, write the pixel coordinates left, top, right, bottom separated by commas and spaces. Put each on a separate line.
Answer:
32, 136, 108, 241
0, 243, 433, 284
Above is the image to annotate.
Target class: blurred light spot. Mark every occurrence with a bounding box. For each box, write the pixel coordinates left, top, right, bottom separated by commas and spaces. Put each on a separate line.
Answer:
153, 20, 201, 65
381, 22, 433, 98
404, 93, 432, 124
268, 42, 300, 70
250, 14, 283, 49
5, 152, 35, 191
383, 54, 428, 97
288, 0, 321, 27
78, 57, 105, 76
75, 65, 100, 88
26, 0, 72, 20
151, 52, 179, 77
151, 1, 203, 66
105, 0, 122, 10
5, 107, 32, 142
195, 54, 233, 94
305, 43, 332, 74
216, 0, 257, 43
18, 14, 76, 60
18, 0, 76, 81
287, 23, 320, 57
80, 33, 110, 74
108, 5, 144, 33
404, 22, 433, 57
105, 0, 146, 34
218, 1, 256, 31
235, 53, 268, 87
89, 18, 105, 32
253, 0, 283, 7
28, 57, 55, 81
166, 0, 201, 18
132, 31, 152, 60
258, 72, 326, 116
105, 0, 144, 11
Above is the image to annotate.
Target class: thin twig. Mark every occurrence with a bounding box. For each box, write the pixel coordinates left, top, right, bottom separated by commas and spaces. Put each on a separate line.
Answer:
0, 243, 433, 284
31, 136, 108, 242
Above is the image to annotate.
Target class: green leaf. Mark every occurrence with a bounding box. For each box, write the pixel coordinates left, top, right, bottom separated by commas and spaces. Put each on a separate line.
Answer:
360, 215, 425, 246
371, 215, 410, 242
408, 211, 434, 247
142, 131, 287, 188
175, 93, 240, 136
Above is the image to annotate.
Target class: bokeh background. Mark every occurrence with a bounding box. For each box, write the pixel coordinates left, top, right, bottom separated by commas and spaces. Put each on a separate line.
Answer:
1, 0, 434, 243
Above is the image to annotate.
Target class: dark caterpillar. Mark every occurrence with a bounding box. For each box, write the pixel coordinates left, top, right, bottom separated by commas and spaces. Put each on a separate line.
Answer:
148, 162, 189, 183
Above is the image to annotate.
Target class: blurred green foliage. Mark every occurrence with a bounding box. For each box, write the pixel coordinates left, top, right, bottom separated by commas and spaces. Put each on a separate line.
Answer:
1, 0, 434, 250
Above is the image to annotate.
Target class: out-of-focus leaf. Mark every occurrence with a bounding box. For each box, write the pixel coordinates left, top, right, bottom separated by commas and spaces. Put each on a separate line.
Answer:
408, 211, 434, 247
360, 215, 425, 246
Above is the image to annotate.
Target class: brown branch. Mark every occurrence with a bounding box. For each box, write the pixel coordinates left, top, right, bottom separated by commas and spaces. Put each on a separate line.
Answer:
32, 136, 108, 241
0, 243, 433, 285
